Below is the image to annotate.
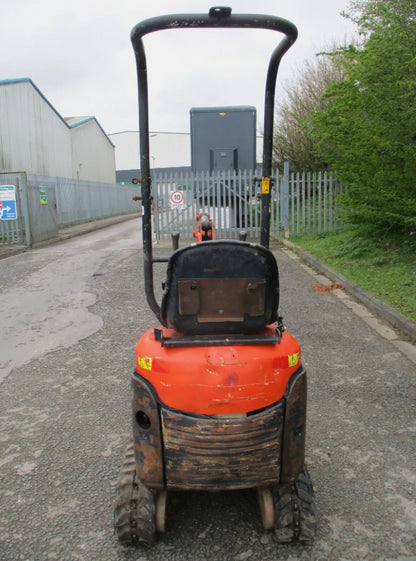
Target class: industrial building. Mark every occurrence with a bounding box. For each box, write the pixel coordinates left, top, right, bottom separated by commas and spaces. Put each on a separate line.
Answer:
0, 78, 116, 183
190, 106, 257, 173
109, 125, 263, 184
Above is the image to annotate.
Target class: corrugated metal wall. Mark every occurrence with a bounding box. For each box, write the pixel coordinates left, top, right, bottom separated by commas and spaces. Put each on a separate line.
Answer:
71, 119, 116, 183
0, 79, 116, 184
0, 81, 73, 177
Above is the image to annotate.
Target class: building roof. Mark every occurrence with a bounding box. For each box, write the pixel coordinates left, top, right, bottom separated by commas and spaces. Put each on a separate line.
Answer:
64, 116, 114, 147
0, 78, 114, 147
64, 116, 91, 126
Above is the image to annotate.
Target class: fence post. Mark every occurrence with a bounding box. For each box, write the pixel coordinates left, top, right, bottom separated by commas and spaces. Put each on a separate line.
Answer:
19, 172, 32, 247
329, 174, 333, 232
296, 172, 300, 235
317, 171, 322, 233
291, 172, 295, 234
152, 171, 160, 242
301, 172, 306, 235
323, 171, 328, 233
281, 161, 290, 237
271, 169, 278, 238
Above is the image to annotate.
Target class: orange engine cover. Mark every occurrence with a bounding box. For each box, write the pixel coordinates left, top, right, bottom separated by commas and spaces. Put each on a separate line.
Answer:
135, 326, 302, 415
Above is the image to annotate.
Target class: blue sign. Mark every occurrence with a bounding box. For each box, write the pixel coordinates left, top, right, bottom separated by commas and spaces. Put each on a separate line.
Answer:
0, 200, 17, 220
0, 185, 18, 220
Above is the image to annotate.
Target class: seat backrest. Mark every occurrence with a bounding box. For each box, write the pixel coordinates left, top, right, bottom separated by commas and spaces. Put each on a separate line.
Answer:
160, 240, 279, 335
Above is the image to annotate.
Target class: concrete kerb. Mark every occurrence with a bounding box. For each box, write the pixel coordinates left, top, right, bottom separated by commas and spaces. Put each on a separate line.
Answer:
279, 238, 416, 344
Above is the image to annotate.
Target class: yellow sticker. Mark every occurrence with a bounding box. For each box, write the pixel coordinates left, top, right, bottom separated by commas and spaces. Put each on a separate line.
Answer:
138, 356, 152, 371
288, 352, 300, 367
261, 177, 270, 194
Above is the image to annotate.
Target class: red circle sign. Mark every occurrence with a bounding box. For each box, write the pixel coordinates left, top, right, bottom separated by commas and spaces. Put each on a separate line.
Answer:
170, 190, 184, 204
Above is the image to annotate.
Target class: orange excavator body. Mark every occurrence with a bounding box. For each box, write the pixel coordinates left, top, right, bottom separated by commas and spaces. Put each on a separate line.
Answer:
193, 213, 215, 242
135, 326, 301, 415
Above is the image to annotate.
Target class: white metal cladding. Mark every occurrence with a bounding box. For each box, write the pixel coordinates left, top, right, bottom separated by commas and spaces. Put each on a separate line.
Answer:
0, 79, 115, 184
0, 81, 73, 177
70, 118, 116, 183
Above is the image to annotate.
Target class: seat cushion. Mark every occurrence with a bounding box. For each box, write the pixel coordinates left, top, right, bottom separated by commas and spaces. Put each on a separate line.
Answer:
160, 241, 279, 335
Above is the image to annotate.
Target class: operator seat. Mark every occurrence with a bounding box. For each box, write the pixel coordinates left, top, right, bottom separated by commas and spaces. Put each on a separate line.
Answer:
160, 240, 279, 335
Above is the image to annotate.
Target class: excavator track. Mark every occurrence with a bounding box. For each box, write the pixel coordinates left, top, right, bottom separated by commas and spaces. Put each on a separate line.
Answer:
274, 468, 316, 543
113, 439, 156, 547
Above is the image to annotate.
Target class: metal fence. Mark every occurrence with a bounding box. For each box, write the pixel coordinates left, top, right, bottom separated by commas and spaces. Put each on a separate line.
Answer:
0, 173, 28, 244
152, 164, 344, 241
1, 166, 344, 246
284, 164, 345, 236
33, 174, 140, 228
0, 172, 141, 246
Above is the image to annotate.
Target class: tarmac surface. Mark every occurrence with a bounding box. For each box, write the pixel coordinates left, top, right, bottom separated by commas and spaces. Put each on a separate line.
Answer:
0, 213, 140, 261
0, 216, 415, 561
2, 212, 415, 345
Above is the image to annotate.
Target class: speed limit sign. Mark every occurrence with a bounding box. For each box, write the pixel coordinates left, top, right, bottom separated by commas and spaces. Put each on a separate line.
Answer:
170, 190, 184, 209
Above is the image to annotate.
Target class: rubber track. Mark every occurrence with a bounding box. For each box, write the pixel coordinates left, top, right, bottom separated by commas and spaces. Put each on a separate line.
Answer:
113, 440, 156, 546
274, 468, 316, 543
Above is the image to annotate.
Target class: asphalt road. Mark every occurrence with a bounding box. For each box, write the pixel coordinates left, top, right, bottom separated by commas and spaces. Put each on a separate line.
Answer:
0, 218, 415, 561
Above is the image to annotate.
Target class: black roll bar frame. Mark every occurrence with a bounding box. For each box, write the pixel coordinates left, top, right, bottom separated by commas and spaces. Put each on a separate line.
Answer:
131, 6, 297, 320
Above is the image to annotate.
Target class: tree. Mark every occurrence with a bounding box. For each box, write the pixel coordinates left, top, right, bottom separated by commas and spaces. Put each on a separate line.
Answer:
272, 49, 347, 172
311, 0, 416, 233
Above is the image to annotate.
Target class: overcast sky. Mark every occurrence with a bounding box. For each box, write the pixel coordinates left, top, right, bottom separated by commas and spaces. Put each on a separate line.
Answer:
1, 0, 356, 136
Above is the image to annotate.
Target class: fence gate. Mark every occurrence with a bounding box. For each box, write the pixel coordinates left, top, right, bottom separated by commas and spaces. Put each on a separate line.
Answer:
0, 172, 27, 245
152, 167, 343, 242
152, 169, 269, 242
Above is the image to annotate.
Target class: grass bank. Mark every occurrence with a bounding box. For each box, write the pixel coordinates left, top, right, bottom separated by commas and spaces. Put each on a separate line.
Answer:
289, 228, 416, 323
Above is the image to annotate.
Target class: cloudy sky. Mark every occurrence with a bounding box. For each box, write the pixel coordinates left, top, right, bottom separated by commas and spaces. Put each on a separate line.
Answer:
1, 0, 356, 136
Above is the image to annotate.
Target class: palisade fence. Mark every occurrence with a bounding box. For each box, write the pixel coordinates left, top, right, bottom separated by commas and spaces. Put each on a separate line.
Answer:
152, 163, 345, 242
1, 166, 344, 246
0, 172, 140, 246
51, 175, 139, 227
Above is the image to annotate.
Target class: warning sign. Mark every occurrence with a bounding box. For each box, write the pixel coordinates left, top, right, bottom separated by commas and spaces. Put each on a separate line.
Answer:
261, 177, 270, 194
170, 190, 184, 209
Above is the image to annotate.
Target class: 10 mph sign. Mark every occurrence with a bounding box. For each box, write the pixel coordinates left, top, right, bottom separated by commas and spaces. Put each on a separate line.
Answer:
170, 190, 184, 210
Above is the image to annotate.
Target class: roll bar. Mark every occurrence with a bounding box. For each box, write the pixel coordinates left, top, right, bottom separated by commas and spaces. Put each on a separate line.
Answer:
131, 7, 297, 319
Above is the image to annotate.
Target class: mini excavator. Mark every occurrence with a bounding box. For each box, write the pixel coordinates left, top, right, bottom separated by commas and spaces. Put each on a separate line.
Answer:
114, 6, 316, 547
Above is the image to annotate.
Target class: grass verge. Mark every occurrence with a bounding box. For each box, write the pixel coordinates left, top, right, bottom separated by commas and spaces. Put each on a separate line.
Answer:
289, 228, 416, 323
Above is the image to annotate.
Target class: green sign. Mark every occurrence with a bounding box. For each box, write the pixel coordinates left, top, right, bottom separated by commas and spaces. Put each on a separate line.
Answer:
39, 186, 48, 205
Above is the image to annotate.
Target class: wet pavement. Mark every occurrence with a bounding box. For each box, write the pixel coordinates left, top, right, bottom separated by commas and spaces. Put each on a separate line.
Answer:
0, 218, 415, 561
